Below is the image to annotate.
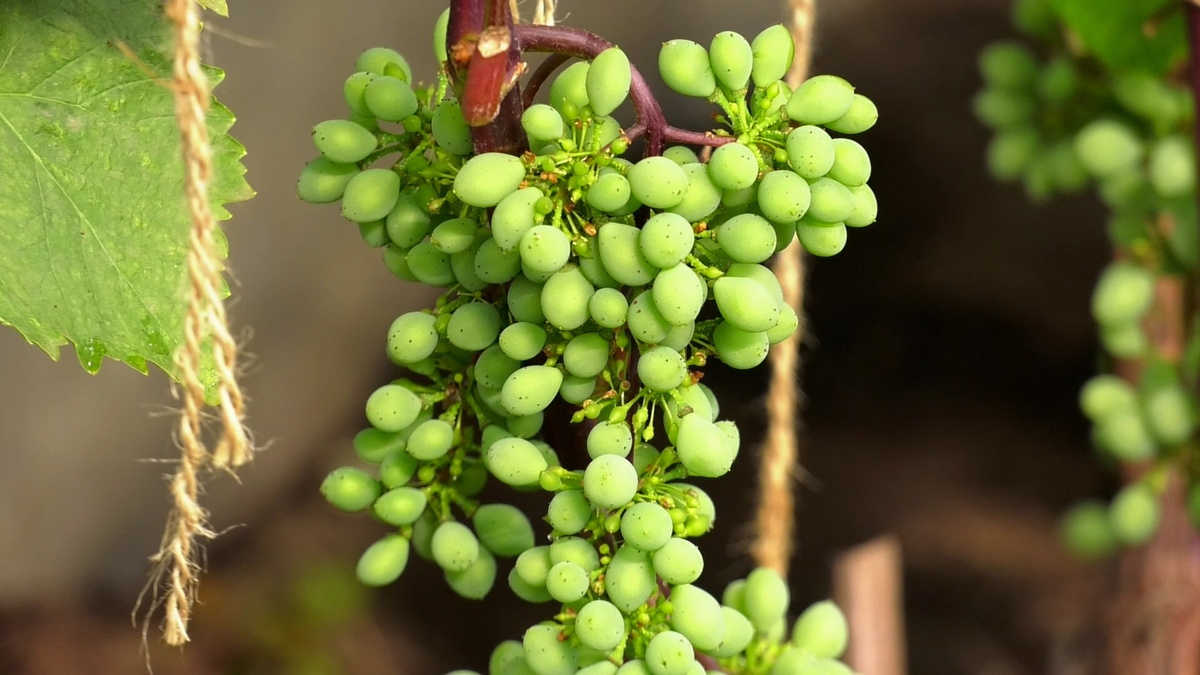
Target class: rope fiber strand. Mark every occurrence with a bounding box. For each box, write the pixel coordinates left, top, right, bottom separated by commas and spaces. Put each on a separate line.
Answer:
750, 0, 815, 578
144, 0, 251, 647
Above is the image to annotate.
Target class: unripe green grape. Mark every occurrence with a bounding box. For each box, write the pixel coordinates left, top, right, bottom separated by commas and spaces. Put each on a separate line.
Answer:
641, 213, 696, 269
1045, 141, 1088, 194
549, 61, 591, 117
606, 544, 657, 612
387, 311, 438, 364
766, 305, 799, 345
1061, 500, 1117, 559
455, 153, 527, 207
564, 333, 611, 379
524, 624, 577, 675
364, 75, 417, 122
727, 263, 783, 303
792, 601, 848, 659
716, 214, 777, 264
588, 46, 632, 116
665, 383, 715, 423
473, 503, 535, 557
644, 631, 695, 675
1149, 135, 1195, 198
507, 411, 544, 439
545, 561, 589, 602
1080, 374, 1137, 420
384, 245, 418, 282
633, 444, 662, 473
587, 422, 633, 459
356, 534, 410, 586
598, 223, 659, 286
827, 139, 871, 187
432, 101, 474, 155
652, 538, 703, 585
723, 183, 758, 208
806, 178, 855, 223
750, 25, 795, 88
708, 143, 759, 191
312, 119, 377, 164
354, 427, 405, 464
406, 419, 454, 461
366, 384, 423, 432
550, 536, 602, 571
986, 128, 1039, 181
977, 41, 1037, 89
787, 75, 854, 125
629, 156, 689, 209
665, 146, 700, 165
576, 600, 625, 652
431, 520, 480, 573
676, 414, 736, 477
669, 584, 725, 652
520, 225, 571, 276
661, 322, 696, 353
708, 606, 754, 658
476, 346, 521, 390
590, 288, 631, 328
1035, 57, 1077, 103
407, 241, 455, 286
357, 220, 389, 247
452, 242, 489, 291
1110, 483, 1161, 545
714, 276, 779, 332
1142, 380, 1195, 446
486, 436, 550, 487
502, 365, 564, 416
653, 264, 706, 327
1074, 120, 1144, 178
342, 169, 401, 223
587, 173, 633, 213
297, 157, 359, 204
516, 545, 553, 587
430, 217, 478, 254
500, 322, 548, 361
716, 420, 741, 455
825, 94, 879, 135
757, 170, 811, 225
669, 163, 723, 223
491, 187, 544, 251
508, 275, 548, 323
384, 192, 431, 248
797, 218, 847, 257
580, 253, 622, 289
522, 104, 565, 143
542, 266, 595, 331
1100, 321, 1148, 360
628, 290, 672, 344
639, 346, 688, 392
621, 502, 674, 552
743, 567, 789, 633
1113, 70, 1183, 127
356, 47, 410, 81
972, 88, 1034, 129
583, 454, 638, 510
445, 547, 497, 600
321, 467, 381, 512
343, 71, 377, 116
659, 39, 716, 98
373, 486, 427, 526
561, 375, 599, 405
379, 449, 419, 489
475, 238, 522, 284
617, 661, 651, 675
509, 567, 554, 605
786, 126, 835, 179
713, 321, 769, 369
709, 31, 753, 91
548, 489, 593, 534
1092, 262, 1155, 326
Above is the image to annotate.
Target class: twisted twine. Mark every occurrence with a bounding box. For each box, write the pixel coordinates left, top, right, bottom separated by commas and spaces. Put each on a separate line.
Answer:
143, 0, 251, 647
751, 0, 815, 577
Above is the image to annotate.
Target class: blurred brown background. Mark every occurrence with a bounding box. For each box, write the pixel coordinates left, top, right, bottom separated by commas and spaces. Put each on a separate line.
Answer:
0, 0, 1115, 673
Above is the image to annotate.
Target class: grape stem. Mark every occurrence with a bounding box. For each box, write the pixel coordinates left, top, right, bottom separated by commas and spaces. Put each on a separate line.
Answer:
512, 24, 734, 155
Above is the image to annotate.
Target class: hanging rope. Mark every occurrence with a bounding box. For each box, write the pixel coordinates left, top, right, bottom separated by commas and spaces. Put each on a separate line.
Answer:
143, 0, 251, 647
751, 0, 815, 577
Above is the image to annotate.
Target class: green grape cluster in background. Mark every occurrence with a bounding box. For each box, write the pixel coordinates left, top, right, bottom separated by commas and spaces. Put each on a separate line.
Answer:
301, 7, 877, 674
974, 0, 1200, 558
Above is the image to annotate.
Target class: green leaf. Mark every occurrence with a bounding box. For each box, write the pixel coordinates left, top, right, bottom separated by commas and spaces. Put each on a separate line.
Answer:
198, 0, 229, 16
0, 0, 252, 378
1049, 0, 1186, 75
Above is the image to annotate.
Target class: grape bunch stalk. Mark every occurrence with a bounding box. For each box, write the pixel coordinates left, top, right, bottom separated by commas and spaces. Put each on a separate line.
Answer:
298, 2, 877, 673
974, 0, 1200, 559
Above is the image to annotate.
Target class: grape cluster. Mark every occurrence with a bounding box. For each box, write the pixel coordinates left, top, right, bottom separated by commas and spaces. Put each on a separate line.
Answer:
974, 0, 1200, 556
303, 10, 874, 674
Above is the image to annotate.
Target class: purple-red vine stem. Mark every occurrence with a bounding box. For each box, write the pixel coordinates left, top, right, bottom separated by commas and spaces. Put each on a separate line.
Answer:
513, 24, 733, 156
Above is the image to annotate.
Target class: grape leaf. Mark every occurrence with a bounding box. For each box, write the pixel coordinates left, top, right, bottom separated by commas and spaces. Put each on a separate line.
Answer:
0, 0, 252, 378
1049, 0, 1186, 75
198, 0, 229, 16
